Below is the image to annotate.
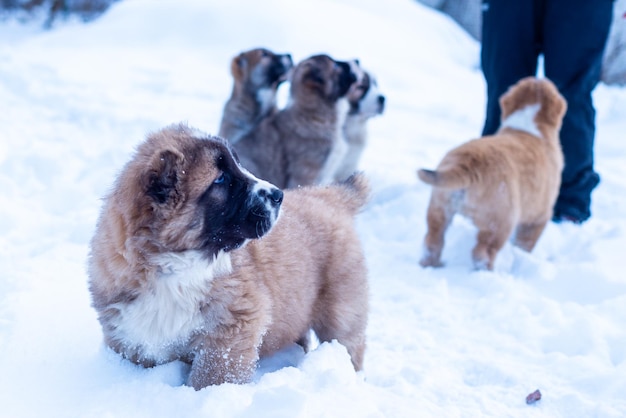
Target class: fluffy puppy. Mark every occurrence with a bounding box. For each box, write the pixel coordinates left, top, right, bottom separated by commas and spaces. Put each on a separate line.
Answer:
334, 61, 386, 181
218, 48, 293, 144
234, 54, 357, 189
417, 77, 566, 270
88, 123, 369, 390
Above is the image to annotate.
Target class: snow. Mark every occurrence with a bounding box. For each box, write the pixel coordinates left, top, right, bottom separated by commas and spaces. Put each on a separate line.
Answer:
1, 0, 625, 416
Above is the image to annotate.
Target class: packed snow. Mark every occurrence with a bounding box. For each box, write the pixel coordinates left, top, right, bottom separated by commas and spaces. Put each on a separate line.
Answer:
1, 0, 625, 416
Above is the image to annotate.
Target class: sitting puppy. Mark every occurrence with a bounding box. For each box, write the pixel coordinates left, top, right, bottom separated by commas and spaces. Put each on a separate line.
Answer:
88, 124, 370, 390
417, 77, 566, 270
218, 48, 293, 144
334, 61, 386, 182
234, 54, 357, 189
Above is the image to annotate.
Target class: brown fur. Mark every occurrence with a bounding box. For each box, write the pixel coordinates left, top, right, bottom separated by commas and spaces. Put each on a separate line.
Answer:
218, 48, 293, 144
417, 77, 567, 270
88, 124, 369, 389
233, 54, 357, 188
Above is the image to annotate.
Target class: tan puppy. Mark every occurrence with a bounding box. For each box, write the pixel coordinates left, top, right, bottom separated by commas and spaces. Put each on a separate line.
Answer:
334, 61, 386, 181
218, 48, 293, 144
234, 54, 357, 189
417, 77, 566, 270
88, 123, 369, 390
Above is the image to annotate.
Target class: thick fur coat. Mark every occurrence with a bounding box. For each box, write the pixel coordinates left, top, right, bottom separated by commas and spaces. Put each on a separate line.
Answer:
88, 124, 370, 389
233, 54, 356, 189
218, 48, 293, 144
417, 77, 567, 270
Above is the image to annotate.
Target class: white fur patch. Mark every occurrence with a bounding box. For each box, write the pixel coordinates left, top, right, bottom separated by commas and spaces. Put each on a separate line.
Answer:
241, 167, 281, 224
109, 250, 232, 361
256, 88, 275, 117
317, 98, 350, 185
359, 75, 384, 118
501, 103, 542, 138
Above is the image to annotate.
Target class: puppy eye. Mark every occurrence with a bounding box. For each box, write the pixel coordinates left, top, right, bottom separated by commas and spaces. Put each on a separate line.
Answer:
214, 173, 227, 184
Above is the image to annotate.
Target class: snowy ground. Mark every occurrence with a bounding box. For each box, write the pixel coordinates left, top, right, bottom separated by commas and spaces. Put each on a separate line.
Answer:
1, 0, 625, 417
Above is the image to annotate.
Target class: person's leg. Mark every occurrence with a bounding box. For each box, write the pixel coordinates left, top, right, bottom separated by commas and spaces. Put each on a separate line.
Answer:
543, 0, 613, 222
481, 0, 541, 136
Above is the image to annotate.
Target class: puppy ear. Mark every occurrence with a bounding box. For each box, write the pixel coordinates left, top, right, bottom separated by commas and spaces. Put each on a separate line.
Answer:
543, 89, 567, 125
231, 53, 247, 80
145, 149, 183, 204
303, 67, 325, 90
498, 88, 516, 120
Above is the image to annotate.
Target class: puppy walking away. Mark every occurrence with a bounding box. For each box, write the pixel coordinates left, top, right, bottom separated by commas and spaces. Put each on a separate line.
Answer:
418, 77, 567, 270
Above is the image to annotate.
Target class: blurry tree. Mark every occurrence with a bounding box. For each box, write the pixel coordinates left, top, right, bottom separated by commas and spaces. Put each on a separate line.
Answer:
0, 0, 117, 27
1, 0, 623, 85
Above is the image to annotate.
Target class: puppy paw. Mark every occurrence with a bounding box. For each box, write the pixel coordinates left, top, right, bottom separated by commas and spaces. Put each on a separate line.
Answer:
419, 256, 443, 268
472, 257, 493, 271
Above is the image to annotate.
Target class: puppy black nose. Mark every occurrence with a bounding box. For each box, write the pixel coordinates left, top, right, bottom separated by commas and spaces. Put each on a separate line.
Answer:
259, 187, 283, 207
378, 95, 386, 106
269, 188, 283, 205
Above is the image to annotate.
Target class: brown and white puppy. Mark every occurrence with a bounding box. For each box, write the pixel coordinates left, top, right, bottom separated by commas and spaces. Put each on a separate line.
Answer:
417, 77, 566, 270
218, 48, 293, 144
88, 123, 369, 390
234, 54, 357, 189
334, 61, 386, 181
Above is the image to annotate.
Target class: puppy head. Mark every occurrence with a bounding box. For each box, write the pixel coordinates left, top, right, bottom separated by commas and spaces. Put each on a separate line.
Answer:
289, 54, 357, 106
499, 76, 567, 132
346, 62, 385, 118
118, 124, 283, 258
230, 47, 294, 92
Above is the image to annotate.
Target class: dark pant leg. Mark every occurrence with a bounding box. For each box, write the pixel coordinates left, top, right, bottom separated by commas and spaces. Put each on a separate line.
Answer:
480, 0, 540, 136
543, 0, 613, 221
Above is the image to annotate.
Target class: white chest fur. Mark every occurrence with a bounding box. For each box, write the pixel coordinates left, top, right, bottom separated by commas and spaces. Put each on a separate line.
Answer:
317, 98, 350, 185
256, 87, 275, 118
501, 103, 542, 138
110, 250, 232, 360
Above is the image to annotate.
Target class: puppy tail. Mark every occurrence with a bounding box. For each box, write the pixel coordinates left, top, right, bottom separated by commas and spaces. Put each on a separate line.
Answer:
335, 172, 371, 213
417, 168, 471, 189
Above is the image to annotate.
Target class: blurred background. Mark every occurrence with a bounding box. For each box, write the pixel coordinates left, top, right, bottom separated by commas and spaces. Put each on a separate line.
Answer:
2, 0, 625, 84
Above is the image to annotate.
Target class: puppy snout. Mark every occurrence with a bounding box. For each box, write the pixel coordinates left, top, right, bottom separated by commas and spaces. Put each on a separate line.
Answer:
260, 187, 283, 208
378, 95, 386, 111
282, 54, 293, 67
269, 188, 283, 206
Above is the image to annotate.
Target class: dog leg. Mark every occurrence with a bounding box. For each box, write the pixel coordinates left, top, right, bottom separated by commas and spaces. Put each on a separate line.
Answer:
513, 221, 549, 252
472, 227, 510, 270
313, 307, 367, 371
296, 330, 311, 352
187, 340, 258, 389
314, 322, 367, 372
311, 269, 368, 371
420, 193, 454, 268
